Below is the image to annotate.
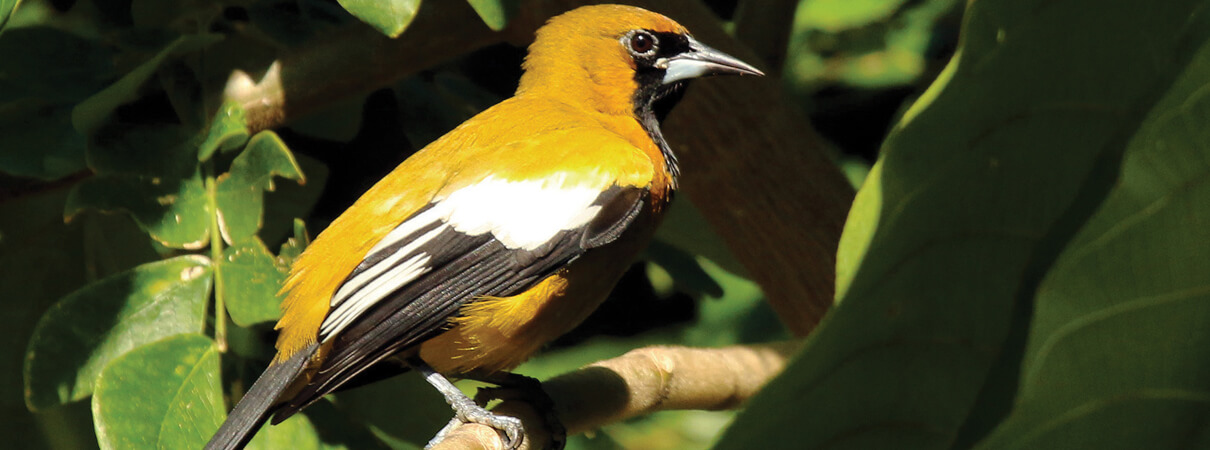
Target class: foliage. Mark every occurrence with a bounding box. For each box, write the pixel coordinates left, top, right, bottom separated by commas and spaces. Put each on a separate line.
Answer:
4, 0, 1206, 449
718, 0, 1210, 448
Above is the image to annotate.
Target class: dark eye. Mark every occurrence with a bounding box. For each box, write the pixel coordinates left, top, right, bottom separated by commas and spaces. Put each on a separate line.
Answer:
629, 32, 656, 54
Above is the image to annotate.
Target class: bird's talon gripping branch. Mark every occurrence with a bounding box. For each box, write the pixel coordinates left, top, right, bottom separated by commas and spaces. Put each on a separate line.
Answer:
204, 5, 761, 449
472, 373, 567, 450
415, 359, 526, 449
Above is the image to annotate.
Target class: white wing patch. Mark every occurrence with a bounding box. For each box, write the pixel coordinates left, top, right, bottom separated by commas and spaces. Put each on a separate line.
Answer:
438, 175, 605, 250
318, 173, 612, 340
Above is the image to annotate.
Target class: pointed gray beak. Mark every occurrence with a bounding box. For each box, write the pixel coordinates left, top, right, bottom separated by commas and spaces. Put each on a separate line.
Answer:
657, 36, 764, 85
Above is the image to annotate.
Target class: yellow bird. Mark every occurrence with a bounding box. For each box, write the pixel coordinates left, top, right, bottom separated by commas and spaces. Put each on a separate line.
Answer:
207, 4, 761, 449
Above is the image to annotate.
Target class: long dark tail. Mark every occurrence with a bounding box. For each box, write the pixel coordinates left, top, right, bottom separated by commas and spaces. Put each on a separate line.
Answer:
205, 343, 318, 450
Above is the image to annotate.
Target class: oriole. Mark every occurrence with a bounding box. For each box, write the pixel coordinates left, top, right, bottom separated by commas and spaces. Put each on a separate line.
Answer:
206, 4, 761, 449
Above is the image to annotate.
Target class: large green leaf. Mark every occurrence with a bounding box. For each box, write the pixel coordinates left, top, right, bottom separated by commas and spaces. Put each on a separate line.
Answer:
466, 0, 517, 31
717, 0, 1210, 448
0, 0, 17, 31
198, 100, 250, 162
24, 256, 212, 410
975, 29, 1210, 450
66, 169, 212, 249
0, 185, 155, 447
336, 0, 420, 38
220, 237, 287, 327
215, 130, 305, 245
92, 334, 223, 450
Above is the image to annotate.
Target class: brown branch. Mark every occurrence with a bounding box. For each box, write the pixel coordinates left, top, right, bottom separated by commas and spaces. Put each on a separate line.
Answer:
226, 0, 851, 334
224, 0, 507, 133
635, 0, 851, 334
430, 341, 802, 450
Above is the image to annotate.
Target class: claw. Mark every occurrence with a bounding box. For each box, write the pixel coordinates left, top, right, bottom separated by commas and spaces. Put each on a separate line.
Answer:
412, 358, 528, 449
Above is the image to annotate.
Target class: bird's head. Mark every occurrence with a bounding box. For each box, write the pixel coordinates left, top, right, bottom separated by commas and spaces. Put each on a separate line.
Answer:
517, 4, 763, 118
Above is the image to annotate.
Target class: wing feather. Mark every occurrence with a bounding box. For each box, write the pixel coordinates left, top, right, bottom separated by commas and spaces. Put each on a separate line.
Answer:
272, 183, 648, 421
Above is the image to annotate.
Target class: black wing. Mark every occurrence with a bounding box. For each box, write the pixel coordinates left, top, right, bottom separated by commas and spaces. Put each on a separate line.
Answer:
272, 185, 646, 421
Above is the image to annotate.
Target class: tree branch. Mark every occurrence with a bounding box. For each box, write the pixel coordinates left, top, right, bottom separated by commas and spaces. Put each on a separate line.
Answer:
430, 341, 802, 450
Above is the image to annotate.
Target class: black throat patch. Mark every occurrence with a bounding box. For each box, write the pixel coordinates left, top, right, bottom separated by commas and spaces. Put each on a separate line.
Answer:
631, 31, 693, 189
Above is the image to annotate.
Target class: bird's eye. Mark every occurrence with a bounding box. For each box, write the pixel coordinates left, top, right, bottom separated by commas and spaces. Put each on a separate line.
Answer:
629, 32, 656, 54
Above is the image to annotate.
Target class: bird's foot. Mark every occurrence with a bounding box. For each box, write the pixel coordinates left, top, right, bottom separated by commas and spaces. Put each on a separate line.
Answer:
411, 358, 526, 449
474, 373, 566, 450
426, 396, 524, 449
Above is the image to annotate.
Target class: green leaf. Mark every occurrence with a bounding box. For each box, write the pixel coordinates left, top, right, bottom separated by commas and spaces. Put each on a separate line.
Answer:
0, 0, 17, 31
220, 238, 287, 327
245, 413, 325, 450
717, 0, 1210, 448
0, 186, 156, 447
279, 218, 311, 263
260, 154, 327, 247
66, 170, 212, 249
246, 401, 385, 450
466, 0, 517, 31
24, 256, 212, 410
336, 0, 420, 38
975, 29, 1210, 450
92, 334, 223, 450
71, 32, 222, 135
215, 130, 305, 244
198, 100, 250, 162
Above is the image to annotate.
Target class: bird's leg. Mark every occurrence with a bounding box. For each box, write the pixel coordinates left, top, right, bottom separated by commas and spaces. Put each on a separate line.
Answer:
408, 358, 524, 450
470, 371, 566, 450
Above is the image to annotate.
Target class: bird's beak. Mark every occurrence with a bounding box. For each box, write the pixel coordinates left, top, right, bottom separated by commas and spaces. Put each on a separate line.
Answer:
658, 36, 764, 85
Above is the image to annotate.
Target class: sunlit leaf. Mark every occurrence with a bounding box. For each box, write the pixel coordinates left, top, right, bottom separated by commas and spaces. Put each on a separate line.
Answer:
0, 0, 17, 31
66, 170, 211, 249
336, 0, 420, 38
198, 100, 250, 162
92, 334, 223, 450
214, 130, 305, 244
466, 0, 517, 31
220, 237, 286, 327
24, 256, 212, 410
278, 218, 310, 263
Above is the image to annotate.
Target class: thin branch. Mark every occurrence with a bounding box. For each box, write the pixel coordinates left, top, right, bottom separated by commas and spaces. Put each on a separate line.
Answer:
430, 341, 802, 450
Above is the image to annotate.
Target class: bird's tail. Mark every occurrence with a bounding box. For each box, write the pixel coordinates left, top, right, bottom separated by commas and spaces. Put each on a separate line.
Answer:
205, 343, 318, 450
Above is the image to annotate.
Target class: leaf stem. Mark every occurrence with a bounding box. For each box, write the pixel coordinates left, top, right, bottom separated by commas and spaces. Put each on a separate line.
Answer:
205, 163, 228, 352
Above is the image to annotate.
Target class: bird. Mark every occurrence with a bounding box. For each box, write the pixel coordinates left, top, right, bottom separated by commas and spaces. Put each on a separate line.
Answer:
206, 4, 762, 449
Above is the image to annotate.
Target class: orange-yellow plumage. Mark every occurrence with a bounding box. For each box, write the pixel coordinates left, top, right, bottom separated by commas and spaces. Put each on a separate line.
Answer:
275, 6, 687, 363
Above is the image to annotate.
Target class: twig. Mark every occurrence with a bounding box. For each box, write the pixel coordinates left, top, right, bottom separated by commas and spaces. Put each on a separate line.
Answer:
430, 341, 802, 450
